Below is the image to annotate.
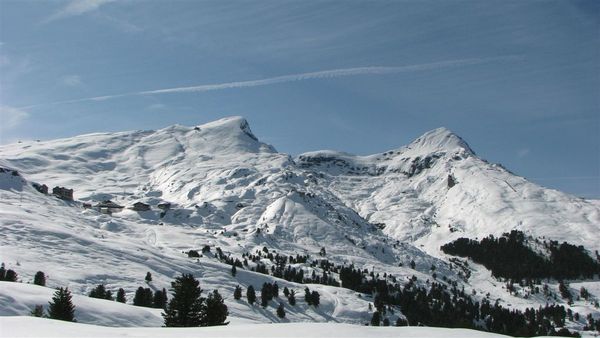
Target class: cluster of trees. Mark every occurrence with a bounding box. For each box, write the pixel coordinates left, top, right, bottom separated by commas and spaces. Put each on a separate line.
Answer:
441, 230, 600, 280
303, 287, 320, 307
206, 244, 586, 335
0, 263, 18, 282
362, 273, 581, 336
162, 274, 228, 327
133, 287, 167, 309
231, 282, 313, 319
1, 264, 47, 287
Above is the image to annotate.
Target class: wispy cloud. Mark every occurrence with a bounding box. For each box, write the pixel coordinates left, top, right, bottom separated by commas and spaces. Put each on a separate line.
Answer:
43, 0, 115, 23
517, 148, 530, 158
18, 55, 522, 109
0, 106, 29, 132
61, 74, 82, 87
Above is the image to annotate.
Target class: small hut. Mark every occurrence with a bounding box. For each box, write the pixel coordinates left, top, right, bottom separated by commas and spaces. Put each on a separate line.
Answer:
131, 202, 151, 211
52, 186, 74, 201
94, 200, 124, 214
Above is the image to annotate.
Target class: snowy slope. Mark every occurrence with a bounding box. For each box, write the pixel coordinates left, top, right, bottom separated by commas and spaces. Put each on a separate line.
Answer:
0, 316, 513, 338
297, 127, 600, 255
0, 116, 599, 335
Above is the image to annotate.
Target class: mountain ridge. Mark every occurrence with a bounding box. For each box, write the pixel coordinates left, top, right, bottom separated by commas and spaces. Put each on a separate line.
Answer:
0, 116, 599, 334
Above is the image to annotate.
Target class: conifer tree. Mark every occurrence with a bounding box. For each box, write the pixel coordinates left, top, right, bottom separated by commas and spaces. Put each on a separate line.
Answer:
304, 287, 312, 305
261, 283, 271, 307
277, 302, 285, 318
233, 285, 242, 300
116, 288, 126, 303
4, 269, 17, 282
383, 318, 390, 326
30, 304, 44, 317
0, 263, 5, 280
288, 289, 296, 306
145, 272, 152, 283
153, 288, 168, 309
105, 289, 113, 301
163, 274, 205, 327
311, 291, 320, 307
203, 290, 229, 326
231, 265, 237, 277
273, 282, 279, 298
370, 311, 381, 326
247, 285, 256, 305
47, 287, 75, 322
133, 287, 154, 307
33, 271, 46, 286
89, 284, 113, 300
283, 286, 290, 298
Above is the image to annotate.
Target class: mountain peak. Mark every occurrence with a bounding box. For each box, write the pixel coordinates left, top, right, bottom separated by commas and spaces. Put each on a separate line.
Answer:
408, 127, 474, 155
197, 116, 258, 141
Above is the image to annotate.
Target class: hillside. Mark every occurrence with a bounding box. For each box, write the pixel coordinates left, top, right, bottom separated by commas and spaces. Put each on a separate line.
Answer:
0, 116, 599, 336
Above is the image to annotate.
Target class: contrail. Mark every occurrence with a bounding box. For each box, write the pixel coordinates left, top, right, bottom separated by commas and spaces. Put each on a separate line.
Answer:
18, 55, 521, 109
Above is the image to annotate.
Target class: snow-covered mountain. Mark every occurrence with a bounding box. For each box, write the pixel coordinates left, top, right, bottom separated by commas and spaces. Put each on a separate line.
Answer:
1, 116, 598, 335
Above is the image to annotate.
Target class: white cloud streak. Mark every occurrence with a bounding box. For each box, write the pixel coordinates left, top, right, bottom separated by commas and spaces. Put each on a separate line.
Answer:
43, 0, 115, 23
18, 56, 521, 109
0, 106, 30, 131
61, 75, 82, 87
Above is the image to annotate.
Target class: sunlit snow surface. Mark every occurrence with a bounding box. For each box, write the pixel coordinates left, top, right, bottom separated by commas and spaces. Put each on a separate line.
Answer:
0, 316, 513, 338
0, 117, 598, 335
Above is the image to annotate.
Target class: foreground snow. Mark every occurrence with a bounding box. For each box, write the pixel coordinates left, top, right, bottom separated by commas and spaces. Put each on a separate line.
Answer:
0, 317, 512, 338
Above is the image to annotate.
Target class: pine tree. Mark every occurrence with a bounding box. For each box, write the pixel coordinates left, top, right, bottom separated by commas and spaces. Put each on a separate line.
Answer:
30, 304, 44, 317
311, 291, 320, 307
0, 263, 5, 280
163, 274, 205, 327
231, 265, 237, 277
4, 269, 17, 282
145, 272, 153, 283
383, 318, 390, 326
33, 271, 46, 286
283, 286, 290, 298
580, 287, 590, 300
288, 289, 296, 306
133, 287, 154, 307
47, 287, 75, 322
203, 290, 229, 326
261, 283, 271, 307
247, 285, 256, 305
153, 288, 168, 309
233, 285, 242, 300
370, 311, 381, 326
116, 288, 126, 303
273, 282, 279, 298
89, 284, 112, 300
304, 287, 312, 306
277, 302, 285, 318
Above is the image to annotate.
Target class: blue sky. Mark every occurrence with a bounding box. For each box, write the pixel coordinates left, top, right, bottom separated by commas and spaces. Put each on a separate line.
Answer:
0, 0, 598, 198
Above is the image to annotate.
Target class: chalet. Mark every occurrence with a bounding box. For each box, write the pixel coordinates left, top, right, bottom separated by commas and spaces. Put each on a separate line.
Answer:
131, 202, 150, 211
94, 200, 124, 214
52, 186, 74, 201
